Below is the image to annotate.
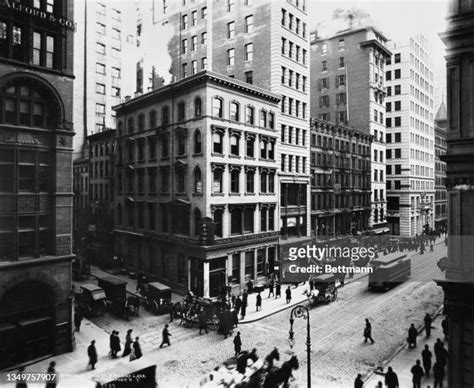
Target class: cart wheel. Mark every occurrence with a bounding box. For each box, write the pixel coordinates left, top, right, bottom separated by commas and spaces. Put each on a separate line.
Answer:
332, 288, 338, 301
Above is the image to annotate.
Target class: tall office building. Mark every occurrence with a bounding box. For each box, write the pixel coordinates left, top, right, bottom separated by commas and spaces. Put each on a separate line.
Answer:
310, 26, 391, 234
385, 35, 435, 236
135, 0, 311, 241
72, 0, 136, 159
437, 0, 474, 385
0, 0, 75, 368
434, 101, 447, 231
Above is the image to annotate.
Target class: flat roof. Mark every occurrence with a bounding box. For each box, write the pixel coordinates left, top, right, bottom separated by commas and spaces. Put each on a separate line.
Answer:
311, 26, 389, 44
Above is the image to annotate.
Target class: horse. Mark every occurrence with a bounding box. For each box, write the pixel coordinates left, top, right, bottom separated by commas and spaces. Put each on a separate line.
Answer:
263, 355, 299, 388
264, 347, 280, 369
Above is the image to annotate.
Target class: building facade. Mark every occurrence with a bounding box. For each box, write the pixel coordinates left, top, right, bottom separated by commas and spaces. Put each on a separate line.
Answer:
72, 157, 89, 254
114, 71, 280, 297
72, 0, 136, 159
135, 0, 311, 242
310, 118, 372, 236
87, 129, 115, 268
437, 1, 474, 385
385, 36, 436, 236
434, 101, 447, 230
0, 0, 75, 369
310, 26, 391, 234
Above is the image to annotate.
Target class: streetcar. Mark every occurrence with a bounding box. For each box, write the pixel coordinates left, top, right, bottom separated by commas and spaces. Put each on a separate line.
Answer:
368, 254, 411, 290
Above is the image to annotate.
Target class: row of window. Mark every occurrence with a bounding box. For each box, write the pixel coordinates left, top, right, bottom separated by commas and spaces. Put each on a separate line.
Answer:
281, 125, 307, 146
311, 193, 371, 211
96, 42, 121, 58
310, 172, 371, 189
410, 117, 433, 135
319, 38, 345, 56
385, 69, 401, 80
409, 148, 434, 163
410, 133, 432, 149
89, 161, 111, 179
386, 85, 402, 96
281, 37, 307, 65
281, 8, 307, 38
96, 23, 121, 39
373, 109, 385, 124
317, 75, 346, 90
96, 3, 121, 20
373, 169, 384, 182
310, 134, 371, 155
96, 62, 121, 78
281, 67, 307, 92
311, 152, 371, 171
227, 43, 254, 65
212, 168, 276, 195
409, 101, 432, 121
181, 7, 207, 29
281, 96, 307, 119
280, 154, 307, 174
182, 57, 207, 77
317, 111, 347, 124
96, 83, 121, 97
409, 69, 433, 94
318, 93, 347, 108
227, 16, 254, 39
410, 85, 433, 108
385, 116, 402, 127
90, 183, 113, 202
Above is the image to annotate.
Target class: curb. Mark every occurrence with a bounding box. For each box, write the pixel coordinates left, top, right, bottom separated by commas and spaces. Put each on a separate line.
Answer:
362, 304, 444, 383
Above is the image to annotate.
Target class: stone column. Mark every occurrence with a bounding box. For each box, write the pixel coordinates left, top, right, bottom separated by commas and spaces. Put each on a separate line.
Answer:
203, 261, 210, 298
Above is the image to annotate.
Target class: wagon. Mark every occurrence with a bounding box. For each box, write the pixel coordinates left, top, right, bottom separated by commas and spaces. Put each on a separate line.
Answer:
79, 284, 107, 317
96, 275, 130, 319
307, 274, 338, 306
142, 282, 172, 315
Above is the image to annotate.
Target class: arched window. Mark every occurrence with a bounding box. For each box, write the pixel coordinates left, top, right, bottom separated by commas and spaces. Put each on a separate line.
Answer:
194, 207, 202, 237
213, 97, 223, 118
138, 113, 145, 131
246, 106, 255, 125
268, 112, 275, 129
194, 166, 202, 193
194, 129, 202, 154
260, 110, 267, 127
149, 110, 157, 129
230, 101, 240, 121
127, 117, 134, 133
117, 120, 123, 135
161, 105, 170, 125
1, 82, 60, 128
194, 97, 202, 117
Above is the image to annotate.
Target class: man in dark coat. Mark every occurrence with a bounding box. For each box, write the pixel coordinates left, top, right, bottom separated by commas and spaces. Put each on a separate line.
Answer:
87, 340, 97, 370
421, 344, 432, 376
364, 318, 375, 344
256, 292, 262, 311
407, 323, 418, 348
122, 329, 133, 357
285, 286, 292, 304
111, 331, 121, 358
240, 298, 247, 320
234, 296, 242, 316
410, 359, 424, 388
433, 361, 445, 388
132, 337, 142, 359
160, 324, 171, 348
441, 318, 448, 339
74, 309, 83, 332
275, 283, 281, 298
199, 311, 208, 335
435, 340, 448, 366
109, 331, 115, 356
268, 280, 274, 298
424, 313, 433, 338
354, 373, 363, 388
242, 290, 248, 306
233, 331, 242, 356
384, 366, 399, 388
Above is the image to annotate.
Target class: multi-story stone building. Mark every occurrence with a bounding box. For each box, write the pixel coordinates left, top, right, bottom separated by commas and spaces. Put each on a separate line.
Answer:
135, 0, 311, 242
72, 0, 136, 159
385, 35, 436, 236
437, 0, 474, 385
72, 157, 89, 253
310, 118, 372, 236
0, 0, 75, 368
87, 129, 115, 268
113, 71, 280, 297
310, 26, 391, 234
434, 101, 447, 231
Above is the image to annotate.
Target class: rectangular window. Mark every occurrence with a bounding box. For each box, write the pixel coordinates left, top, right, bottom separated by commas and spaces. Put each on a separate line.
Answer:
96, 83, 106, 94
181, 39, 187, 54
201, 32, 207, 45
182, 14, 188, 29
96, 42, 106, 54
339, 57, 345, 68
245, 71, 253, 84
201, 57, 207, 69
245, 15, 254, 33
228, 48, 235, 66
112, 67, 121, 78
112, 87, 121, 97
112, 28, 121, 40
111, 47, 120, 58
96, 63, 106, 74
227, 22, 235, 39
191, 35, 197, 51
33, 32, 41, 65
191, 60, 197, 74
395, 69, 401, 79
245, 43, 253, 61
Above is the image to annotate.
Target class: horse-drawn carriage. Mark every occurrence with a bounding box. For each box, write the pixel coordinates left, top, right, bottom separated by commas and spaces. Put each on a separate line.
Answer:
304, 273, 338, 307
141, 281, 173, 315
77, 283, 107, 317
96, 275, 139, 319
177, 294, 224, 331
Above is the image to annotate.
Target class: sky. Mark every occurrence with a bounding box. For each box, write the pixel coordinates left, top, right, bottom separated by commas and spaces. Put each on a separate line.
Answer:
308, 0, 450, 106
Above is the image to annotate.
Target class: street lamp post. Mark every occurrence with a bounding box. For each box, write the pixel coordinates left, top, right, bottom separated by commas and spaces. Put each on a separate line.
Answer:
289, 304, 311, 388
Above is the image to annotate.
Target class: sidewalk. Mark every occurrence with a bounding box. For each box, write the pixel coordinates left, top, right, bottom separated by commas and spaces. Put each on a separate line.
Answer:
364, 312, 448, 388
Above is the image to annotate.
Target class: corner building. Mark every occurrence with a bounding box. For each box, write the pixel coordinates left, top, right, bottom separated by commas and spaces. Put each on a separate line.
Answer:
114, 71, 280, 298
139, 0, 311, 241
310, 27, 391, 234
0, 0, 75, 368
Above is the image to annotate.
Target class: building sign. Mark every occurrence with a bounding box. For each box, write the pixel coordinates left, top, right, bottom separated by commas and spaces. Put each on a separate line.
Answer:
0, 0, 76, 31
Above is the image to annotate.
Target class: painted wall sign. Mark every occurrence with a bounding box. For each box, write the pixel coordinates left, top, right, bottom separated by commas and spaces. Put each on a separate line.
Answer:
0, 0, 76, 31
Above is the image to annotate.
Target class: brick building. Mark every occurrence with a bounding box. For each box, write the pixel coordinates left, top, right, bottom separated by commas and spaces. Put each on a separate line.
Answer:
135, 0, 311, 242
385, 36, 435, 236
87, 129, 115, 268
113, 71, 280, 297
434, 101, 447, 230
437, 0, 474, 385
0, 0, 75, 369
310, 118, 372, 236
310, 26, 391, 234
